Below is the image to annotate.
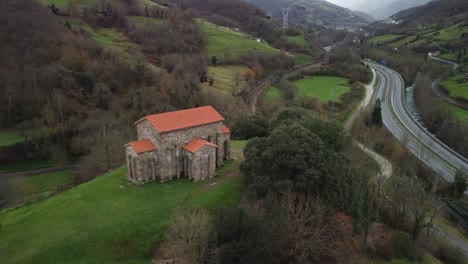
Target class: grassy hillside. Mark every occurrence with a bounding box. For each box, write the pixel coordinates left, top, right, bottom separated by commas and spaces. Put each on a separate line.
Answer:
207, 65, 247, 94
127, 15, 166, 29
445, 103, 468, 123
38, 0, 162, 9
370, 0, 468, 62
286, 33, 309, 49
369, 34, 404, 45
442, 73, 468, 99
197, 19, 278, 60
0, 142, 245, 263
0, 128, 23, 147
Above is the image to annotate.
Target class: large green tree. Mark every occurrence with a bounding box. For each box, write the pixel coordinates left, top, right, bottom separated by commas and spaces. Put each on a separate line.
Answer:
241, 114, 345, 196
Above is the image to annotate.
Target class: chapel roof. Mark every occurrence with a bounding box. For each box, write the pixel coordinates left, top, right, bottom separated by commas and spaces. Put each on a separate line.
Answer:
222, 125, 231, 134
136, 106, 225, 134
125, 139, 156, 154
183, 138, 217, 153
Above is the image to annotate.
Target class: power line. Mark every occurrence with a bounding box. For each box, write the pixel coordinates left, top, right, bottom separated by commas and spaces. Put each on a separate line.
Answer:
282, 7, 289, 29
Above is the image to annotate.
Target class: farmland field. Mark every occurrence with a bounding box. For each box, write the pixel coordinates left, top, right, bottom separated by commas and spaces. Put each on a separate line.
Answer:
294, 76, 350, 102
198, 19, 278, 59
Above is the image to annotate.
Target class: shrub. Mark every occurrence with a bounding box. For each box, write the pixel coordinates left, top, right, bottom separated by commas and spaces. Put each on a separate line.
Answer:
376, 230, 422, 261
434, 238, 468, 264
231, 115, 269, 140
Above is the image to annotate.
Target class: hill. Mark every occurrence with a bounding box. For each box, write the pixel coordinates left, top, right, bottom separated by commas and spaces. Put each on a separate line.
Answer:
369, 0, 468, 61
245, 0, 369, 28
0, 141, 245, 263
365, 0, 430, 20
1, 0, 317, 175
391, 0, 468, 25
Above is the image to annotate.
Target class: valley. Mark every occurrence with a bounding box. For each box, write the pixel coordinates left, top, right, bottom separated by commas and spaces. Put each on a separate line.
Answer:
1, 0, 468, 263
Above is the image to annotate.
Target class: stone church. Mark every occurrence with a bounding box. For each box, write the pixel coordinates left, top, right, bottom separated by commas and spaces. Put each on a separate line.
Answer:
125, 106, 231, 185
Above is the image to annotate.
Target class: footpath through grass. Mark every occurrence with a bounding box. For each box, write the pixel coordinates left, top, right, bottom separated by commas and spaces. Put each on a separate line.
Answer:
0, 142, 246, 264
8, 170, 74, 204
0, 128, 23, 147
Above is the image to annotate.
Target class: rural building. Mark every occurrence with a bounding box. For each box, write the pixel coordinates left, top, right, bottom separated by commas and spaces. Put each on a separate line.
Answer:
125, 106, 231, 185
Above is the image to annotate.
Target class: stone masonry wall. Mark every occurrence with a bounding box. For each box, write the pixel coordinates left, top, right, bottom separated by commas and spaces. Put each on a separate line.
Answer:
126, 146, 158, 185
155, 122, 225, 182
186, 145, 216, 181
128, 120, 231, 184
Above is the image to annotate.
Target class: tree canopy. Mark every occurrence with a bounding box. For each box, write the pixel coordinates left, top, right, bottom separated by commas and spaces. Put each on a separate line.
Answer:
241, 110, 347, 196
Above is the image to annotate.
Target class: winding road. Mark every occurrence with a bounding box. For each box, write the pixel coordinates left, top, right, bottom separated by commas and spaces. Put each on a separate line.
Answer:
428, 55, 468, 111
368, 62, 468, 182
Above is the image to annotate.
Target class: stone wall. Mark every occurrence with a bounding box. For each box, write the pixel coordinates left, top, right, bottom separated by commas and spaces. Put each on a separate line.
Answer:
155, 122, 226, 182
125, 146, 158, 185
127, 120, 231, 184
185, 145, 216, 181
136, 120, 160, 145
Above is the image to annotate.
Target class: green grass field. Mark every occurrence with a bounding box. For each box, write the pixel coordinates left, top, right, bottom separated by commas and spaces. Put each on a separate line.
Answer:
294, 76, 350, 102
369, 34, 403, 45
9, 170, 74, 204
73, 21, 133, 49
127, 16, 166, 29
0, 160, 56, 173
0, 128, 23, 147
207, 65, 247, 94
197, 19, 278, 59
442, 74, 468, 99
0, 142, 246, 264
264, 86, 282, 103
445, 103, 468, 123
286, 33, 309, 49
438, 53, 457, 62
372, 22, 468, 51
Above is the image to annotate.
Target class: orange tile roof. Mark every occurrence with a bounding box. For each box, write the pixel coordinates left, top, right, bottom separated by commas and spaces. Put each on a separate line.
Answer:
222, 125, 231, 134
125, 139, 156, 154
137, 106, 225, 134
184, 138, 217, 153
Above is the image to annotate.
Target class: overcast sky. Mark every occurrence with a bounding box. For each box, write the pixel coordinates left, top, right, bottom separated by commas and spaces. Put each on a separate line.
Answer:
326, 0, 367, 9
326, 0, 396, 11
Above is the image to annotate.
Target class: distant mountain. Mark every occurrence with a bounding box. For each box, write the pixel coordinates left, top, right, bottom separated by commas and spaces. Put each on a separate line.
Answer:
244, 0, 370, 27
353, 10, 375, 22
370, 0, 430, 20
391, 0, 468, 24
369, 0, 468, 59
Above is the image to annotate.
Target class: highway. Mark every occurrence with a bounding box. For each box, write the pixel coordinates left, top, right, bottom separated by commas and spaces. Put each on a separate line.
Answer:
368, 62, 468, 182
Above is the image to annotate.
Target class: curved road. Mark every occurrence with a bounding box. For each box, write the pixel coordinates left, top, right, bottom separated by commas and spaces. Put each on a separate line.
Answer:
368, 62, 468, 182
428, 56, 468, 110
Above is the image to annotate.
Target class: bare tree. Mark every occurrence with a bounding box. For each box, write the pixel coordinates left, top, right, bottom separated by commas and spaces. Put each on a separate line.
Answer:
383, 172, 440, 241
168, 208, 217, 264
279, 193, 358, 263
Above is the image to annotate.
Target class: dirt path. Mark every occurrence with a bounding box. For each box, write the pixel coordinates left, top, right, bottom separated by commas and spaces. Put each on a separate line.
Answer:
2, 165, 77, 179
0, 165, 78, 210
0, 174, 20, 209
344, 68, 376, 130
